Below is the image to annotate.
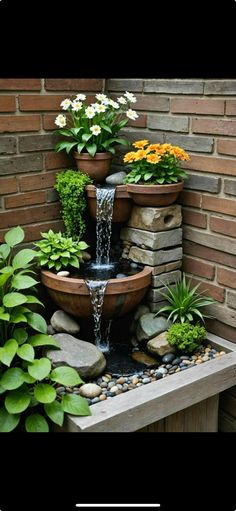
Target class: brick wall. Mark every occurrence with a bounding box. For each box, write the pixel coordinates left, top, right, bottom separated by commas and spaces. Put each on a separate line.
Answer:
106, 79, 236, 343
0, 78, 104, 243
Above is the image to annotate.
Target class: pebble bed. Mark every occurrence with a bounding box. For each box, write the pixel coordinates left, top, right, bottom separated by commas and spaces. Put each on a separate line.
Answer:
56, 344, 226, 406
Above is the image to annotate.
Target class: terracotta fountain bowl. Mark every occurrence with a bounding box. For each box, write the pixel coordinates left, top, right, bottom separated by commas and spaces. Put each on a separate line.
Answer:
86, 184, 132, 223
41, 266, 152, 319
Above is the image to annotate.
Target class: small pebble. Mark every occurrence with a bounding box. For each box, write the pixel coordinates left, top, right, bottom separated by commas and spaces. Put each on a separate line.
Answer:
100, 394, 107, 401
220, 351, 226, 356
57, 270, 70, 277
142, 378, 151, 384
116, 377, 126, 384
116, 273, 126, 278
110, 386, 118, 393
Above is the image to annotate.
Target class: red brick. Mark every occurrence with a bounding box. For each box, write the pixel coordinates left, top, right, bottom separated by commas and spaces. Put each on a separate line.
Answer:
5, 191, 46, 209
183, 255, 215, 279
192, 117, 236, 136
0, 177, 18, 194
171, 98, 224, 115
226, 100, 236, 115
179, 190, 201, 207
217, 139, 236, 157
0, 79, 41, 91
183, 240, 236, 269
45, 79, 103, 91
0, 96, 16, 112
202, 195, 236, 216
19, 171, 57, 192
133, 94, 169, 112
187, 276, 225, 302
128, 114, 147, 128
19, 95, 72, 111
0, 220, 64, 243
0, 115, 40, 133
43, 114, 60, 131
182, 208, 207, 228
210, 216, 236, 237
0, 203, 60, 229
217, 267, 236, 289
206, 319, 236, 343
182, 154, 236, 176
45, 152, 74, 170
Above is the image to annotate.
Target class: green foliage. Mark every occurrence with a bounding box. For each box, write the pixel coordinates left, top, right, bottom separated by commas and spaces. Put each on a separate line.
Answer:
167, 322, 207, 353
155, 273, 215, 324
34, 229, 89, 272
0, 226, 91, 432
55, 169, 92, 239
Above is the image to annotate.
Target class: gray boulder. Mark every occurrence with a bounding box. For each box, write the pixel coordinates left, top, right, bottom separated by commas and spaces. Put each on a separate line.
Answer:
50, 310, 80, 335
147, 331, 175, 357
136, 313, 170, 342
105, 171, 126, 185
46, 333, 106, 379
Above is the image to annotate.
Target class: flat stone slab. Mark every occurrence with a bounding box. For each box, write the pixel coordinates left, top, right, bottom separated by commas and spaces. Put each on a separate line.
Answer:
152, 270, 181, 288
152, 260, 182, 276
147, 286, 169, 302
121, 227, 182, 250
148, 301, 168, 313
127, 204, 182, 231
50, 310, 80, 335
147, 332, 175, 357
136, 313, 170, 342
128, 246, 183, 266
46, 333, 106, 379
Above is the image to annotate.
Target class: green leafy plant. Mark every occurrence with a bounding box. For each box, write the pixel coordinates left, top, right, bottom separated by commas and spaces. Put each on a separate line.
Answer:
155, 274, 215, 324
0, 226, 91, 431
167, 322, 206, 353
54, 91, 138, 157
123, 140, 189, 184
55, 169, 92, 239
35, 230, 88, 272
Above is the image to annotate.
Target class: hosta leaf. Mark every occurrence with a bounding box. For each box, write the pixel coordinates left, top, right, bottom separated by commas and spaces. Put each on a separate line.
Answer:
25, 414, 49, 432
28, 358, 51, 380
5, 226, 24, 247
50, 367, 83, 386
17, 344, 35, 362
5, 390, 31, 414
11, 275, 38, 290
61, 394, 91, 416
0, 339, 18, 366
3, 292, 27, 308
1, 367, 25, 390
0, 408, 20, 432
25, 295, 44, 306
12, 249, 36, 270
44, 401, 64, 427
0, 244, 10, 260
26, 312, 47, 333
34, 383, 56, 404
28, 334, 59, 348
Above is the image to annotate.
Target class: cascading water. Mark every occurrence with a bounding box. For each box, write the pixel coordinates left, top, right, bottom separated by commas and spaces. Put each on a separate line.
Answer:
85, 186, 116, 353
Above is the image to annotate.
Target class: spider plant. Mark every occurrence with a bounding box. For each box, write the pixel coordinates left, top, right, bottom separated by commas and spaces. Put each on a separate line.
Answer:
155, 273, 215, 324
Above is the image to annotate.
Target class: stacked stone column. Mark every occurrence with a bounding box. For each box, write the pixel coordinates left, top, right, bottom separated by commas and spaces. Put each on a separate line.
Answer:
120, 204, 183, 312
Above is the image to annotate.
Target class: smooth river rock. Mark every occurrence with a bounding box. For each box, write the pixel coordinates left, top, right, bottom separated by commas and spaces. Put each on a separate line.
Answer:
79, 383, 102, 398
105, 171, 126, 185
50, 310, 80, 335
46, 333, 106, 379
136, 313, 170, 342
131, 351, 158, 366
147, 331, 175, 357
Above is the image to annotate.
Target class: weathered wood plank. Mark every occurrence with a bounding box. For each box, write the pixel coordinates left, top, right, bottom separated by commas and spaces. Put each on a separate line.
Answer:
219, 409, 236, 432
138, 420, 165, 432
165, 409, 185, 432
220, 391, 236, 418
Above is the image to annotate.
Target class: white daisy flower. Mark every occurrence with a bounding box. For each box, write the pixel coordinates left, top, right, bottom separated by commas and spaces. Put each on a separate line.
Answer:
96, 93, 108, 103
60, 98, 72, 110
85, 106, 96, 119
126, 109, 139, 120
76, 93, 86, 101
117, 96, 127, 104
55, 114, 67, 127
109, 100, 119, 109
124, 91, 137, 103
90, 125, 101, 136
72, 100, 83, 111
95, 103, 107, 113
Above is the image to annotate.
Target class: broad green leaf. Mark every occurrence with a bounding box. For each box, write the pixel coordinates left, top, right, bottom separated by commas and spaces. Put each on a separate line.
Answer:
23, 372, 36, 384
86, 143, 97, 157
0, 272, 12, 287
50, 366, 83, 386
0, 312, 10, 321
28, 334, 59, 348
3, 292, 27, 308
76, 142, 86, 153
0, 408, 20, 432
25, 295, 44, 306
44, 400, 64, 427
100, 122, 112, 134
12, 249, 36, 270
0, 384, 5, 395
61, 394, 91, 416
1, 367, 25, 390
5, 390, 31, 414
34, 383, 56, 404
25, 413, 49, 432
77, 241, 89, 250
26, 312, 47, 333
5, 226, 24, 247
13, 328, 28, 344
0, 266, 13, 274
0, 244, 10, 260
17, 344, 35, 362
82, 133, 92, 143
11, 275, 38, 290
0, 339, 18, 366
10, 312, 27, 323
28, 358, 51, 380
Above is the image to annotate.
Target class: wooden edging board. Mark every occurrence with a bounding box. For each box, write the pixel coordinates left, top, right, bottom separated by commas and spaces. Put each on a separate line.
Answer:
64, 333, 236, 432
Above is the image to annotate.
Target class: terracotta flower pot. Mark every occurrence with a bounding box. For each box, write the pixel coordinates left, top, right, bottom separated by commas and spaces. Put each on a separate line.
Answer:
41, 266, 152, 319
126, 181, 184, 207
73, 152, 112, 183
86, 184, 132, 223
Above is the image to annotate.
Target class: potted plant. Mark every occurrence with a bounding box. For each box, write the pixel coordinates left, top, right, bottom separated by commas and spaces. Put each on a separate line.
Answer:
54, 92, 139, 183
123, 140, 189, 206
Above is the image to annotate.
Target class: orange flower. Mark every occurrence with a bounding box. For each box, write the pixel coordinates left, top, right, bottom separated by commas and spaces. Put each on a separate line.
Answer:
123, 151, 137, 163
132, 139, 149, 149
146, 153, 161, 164
147, 143, 162, 152
170, 146, 190, 160
134, 149, 148, 161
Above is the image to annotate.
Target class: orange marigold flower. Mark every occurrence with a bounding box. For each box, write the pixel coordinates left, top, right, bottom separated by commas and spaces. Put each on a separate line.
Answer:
146, 153, 161, 164
134, 149, 148, 161
123, 151, 136, 163
147, 143, 161, 152
132, 139, 149, 149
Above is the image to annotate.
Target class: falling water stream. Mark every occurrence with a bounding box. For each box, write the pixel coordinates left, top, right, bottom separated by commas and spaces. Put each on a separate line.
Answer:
85, 186, 116, 352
